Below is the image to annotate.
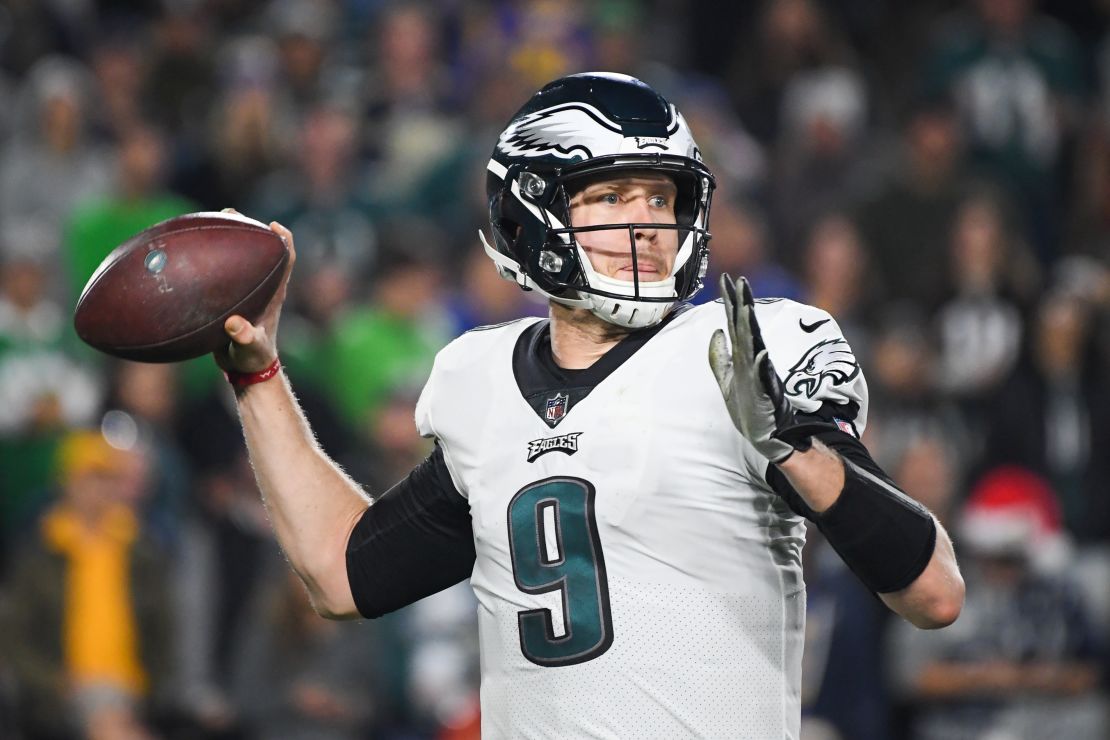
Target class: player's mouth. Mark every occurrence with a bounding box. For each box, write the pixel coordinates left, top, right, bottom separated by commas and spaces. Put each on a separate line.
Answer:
615, 263, 665, 280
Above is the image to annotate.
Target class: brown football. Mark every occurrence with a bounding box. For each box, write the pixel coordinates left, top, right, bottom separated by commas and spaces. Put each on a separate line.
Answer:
74, 212, 289, 362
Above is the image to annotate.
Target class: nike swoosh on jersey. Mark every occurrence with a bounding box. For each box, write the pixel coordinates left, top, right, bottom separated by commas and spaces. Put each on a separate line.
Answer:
799, 317, 830, 333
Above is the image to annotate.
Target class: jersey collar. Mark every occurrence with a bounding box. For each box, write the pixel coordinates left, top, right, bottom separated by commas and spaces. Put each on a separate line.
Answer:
513, 304, 690, 428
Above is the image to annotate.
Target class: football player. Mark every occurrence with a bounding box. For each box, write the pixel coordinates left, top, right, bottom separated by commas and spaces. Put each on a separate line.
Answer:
217, 73, 964, 739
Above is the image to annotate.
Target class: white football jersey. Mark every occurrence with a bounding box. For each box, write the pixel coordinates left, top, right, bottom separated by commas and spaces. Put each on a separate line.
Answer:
414, 299, 868, 739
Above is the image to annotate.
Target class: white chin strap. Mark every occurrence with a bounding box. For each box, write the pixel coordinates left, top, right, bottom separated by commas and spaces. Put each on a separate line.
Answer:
575, 243, 678, 328
584, 280, 676, 328
573, 225, 699, 329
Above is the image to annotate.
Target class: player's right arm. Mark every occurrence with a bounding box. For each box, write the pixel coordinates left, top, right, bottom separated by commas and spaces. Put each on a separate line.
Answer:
219, 220, 476, 620
227, 371, 368, 618
217, 220, 368, 618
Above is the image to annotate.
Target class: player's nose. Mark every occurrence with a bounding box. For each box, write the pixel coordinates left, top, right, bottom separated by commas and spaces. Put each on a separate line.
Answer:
629, 198, 658, 242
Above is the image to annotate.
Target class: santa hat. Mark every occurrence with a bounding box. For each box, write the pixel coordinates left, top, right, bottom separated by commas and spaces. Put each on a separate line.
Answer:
960, 465, 1071, 572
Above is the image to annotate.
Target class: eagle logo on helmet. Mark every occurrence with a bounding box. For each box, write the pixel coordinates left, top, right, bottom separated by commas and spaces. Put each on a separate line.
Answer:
497, 103, 625, 161
497, 102, 696, 162
783, 338, 860, 399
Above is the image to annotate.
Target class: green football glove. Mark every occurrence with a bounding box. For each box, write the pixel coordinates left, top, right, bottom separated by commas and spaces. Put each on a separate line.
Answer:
708, 274, 806, 464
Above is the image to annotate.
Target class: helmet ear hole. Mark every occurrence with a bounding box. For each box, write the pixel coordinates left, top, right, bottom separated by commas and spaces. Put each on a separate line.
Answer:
490, 218, 512, 249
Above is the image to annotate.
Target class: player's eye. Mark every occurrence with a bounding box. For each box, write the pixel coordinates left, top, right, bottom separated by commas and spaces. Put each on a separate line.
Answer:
648, 195, 669, 208
601, 193, 620, 205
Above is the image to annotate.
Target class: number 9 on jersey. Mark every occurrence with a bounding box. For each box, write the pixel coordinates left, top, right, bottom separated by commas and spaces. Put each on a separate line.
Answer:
507, 477, 614, 666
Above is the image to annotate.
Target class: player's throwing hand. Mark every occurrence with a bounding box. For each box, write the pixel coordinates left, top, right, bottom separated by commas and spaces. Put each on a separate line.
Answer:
708, 273, 802, 464
215, 209, 297, 375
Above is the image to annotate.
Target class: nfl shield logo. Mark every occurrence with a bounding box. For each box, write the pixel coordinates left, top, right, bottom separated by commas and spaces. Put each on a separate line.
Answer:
545, 392, 569, 423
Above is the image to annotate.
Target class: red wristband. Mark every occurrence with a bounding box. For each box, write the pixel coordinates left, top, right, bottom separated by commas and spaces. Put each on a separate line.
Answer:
224, 357, 282, 388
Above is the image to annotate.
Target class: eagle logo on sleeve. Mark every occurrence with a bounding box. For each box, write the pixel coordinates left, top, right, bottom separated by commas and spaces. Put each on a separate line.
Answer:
783, 338, 860, 399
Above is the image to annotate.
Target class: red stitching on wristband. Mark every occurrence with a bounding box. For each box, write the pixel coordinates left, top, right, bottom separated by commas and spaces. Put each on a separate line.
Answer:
224, 357, 282, 388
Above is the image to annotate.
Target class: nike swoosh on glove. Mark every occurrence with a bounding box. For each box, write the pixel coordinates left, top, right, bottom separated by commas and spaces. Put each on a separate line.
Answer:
708, 274, 809, 464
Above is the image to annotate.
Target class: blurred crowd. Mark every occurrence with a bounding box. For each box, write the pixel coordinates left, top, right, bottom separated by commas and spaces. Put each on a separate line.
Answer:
0, 0, 1108, 738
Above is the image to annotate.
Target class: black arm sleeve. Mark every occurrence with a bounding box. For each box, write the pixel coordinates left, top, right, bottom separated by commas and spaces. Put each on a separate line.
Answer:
766, 423, 937, 594
346, 445, 476, 618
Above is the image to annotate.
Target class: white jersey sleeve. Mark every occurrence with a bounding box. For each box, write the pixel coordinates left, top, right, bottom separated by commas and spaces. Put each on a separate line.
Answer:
414, 318, 545, 499
753, 298, 870, 437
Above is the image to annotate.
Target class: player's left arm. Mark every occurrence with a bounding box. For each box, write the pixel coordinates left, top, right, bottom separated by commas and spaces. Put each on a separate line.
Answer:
772, 437, 962, 629
709, 274, 964, 629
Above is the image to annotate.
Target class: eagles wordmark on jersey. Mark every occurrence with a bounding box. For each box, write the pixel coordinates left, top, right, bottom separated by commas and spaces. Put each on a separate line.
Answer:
414, 299, 866, 739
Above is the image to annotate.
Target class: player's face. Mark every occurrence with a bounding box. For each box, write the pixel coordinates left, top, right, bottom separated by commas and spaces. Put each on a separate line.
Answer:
567, 172, 680, 282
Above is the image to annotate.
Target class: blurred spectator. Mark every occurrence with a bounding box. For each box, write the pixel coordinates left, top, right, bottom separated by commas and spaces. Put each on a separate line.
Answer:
252, 102, 378, 321
727, 0, 859, 146
697, 196, 801, 304
184, 35, 293, 209
357, 388, 431, 492
362, 1, 455, 139
0, 56, 114, 270
403, 584, 481, 740
671, 83, 768, 200
0, 1, 91, 76
889, 466, 1106, 740
590, 0, 644, 75
338, 388, 481, 736
862, 308, 971, 472
494, 0, 593, 90
100, 362, 191, 550
0, 249, 101, 551
231, 570, 382, 740
87, 33, 148, 143
445, 247, 545, 336
171, 377, 358, 733
267, 0, 342, 123
172, 444, 285, 738
453, 3, 519, 104
1, 429, 174, 739
893, 432, 963, 529
866, 308, 936, 415
64, 124, 195, 300
855, 95, 970, 310
922, 0, 1086, 259
307, 246, 450, 433
0, 250, 95, 419
172, 378, 288, 735
1069, 28, 1110, 256
143, 9, 216, 144
260, 0, 366, 158
769, 42, 882, 258
801, 528, 894, 740
982, 289, 1110, 543
934, 192, 1036, 412
361, 3, 472, 230
800, 212, 877, 359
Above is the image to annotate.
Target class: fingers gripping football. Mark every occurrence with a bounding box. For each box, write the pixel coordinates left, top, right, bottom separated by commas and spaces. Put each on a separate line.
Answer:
708, 274, 797, 464
215, 209, 297, 374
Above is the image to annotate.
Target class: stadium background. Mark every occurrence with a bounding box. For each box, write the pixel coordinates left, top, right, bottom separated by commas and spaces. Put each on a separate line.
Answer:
0, 0, 1108, 738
